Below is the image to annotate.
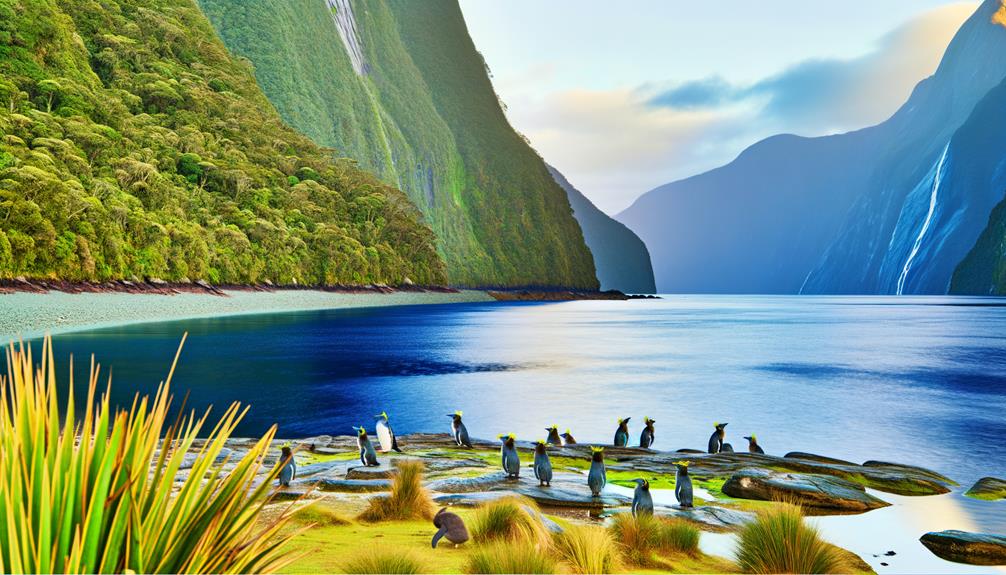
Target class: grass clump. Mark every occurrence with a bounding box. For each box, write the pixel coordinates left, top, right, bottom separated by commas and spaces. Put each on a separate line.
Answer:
657, 518, 701, 555
553, 524, 622, 574
465, 541, 557, 574
292, 504, 351, 527
358, 460, 434, 522
609, 513, 700, 566
341, 550, 428, 574
735, 503, 848, 574
469, 496, 551, 548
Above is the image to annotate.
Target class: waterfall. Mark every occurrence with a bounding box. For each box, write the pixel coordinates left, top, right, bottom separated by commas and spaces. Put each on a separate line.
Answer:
896, 143, 950, 295
326, 0, 367, 76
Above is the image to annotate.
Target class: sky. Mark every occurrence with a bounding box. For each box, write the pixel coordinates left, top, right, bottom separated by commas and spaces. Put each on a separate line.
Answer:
459, 1, 980, 215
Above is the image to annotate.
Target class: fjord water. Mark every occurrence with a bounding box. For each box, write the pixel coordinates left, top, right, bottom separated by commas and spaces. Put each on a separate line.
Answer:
34, 297, 1006, 525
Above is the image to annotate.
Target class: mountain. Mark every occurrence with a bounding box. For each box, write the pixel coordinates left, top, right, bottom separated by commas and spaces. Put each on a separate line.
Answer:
618, 0, 1006, 295
0, 0, 445, 286
196, 0, 598, 290
547, 166, 655, 293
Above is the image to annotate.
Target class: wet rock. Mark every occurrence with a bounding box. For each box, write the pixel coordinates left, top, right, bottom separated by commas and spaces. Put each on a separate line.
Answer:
722, 468, 890, 513
293, 477, 391, 492
510, 482, 630, 509
965, 477, 1006, 501
656, 505, 755, 531
785, 452, 857, 466
346, 465, 395, 479
920, 530, 1006, 565
296, 460, 350, 478
427, 472, 509, 493
861, 460, 956, 486
433, 491, 522, 506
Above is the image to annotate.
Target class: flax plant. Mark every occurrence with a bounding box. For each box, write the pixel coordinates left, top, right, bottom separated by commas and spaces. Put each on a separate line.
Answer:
0, 335, 300, 574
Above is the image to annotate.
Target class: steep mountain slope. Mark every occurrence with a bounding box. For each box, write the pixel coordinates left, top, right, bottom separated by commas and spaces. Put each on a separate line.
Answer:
197, 0, 598, 289
618, 0, 1006, 294
0, 0, 444, 285
547, 166, 654, 293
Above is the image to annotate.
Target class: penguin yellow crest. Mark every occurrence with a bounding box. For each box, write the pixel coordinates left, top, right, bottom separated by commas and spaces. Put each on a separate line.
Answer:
751, 434, 757, 441
455, 410, 463, 417
673, 460, 690, 467
713, 421, 719, 427
536, 439, 546, 445
590, 446, 605, 453
508, 433, 516, 440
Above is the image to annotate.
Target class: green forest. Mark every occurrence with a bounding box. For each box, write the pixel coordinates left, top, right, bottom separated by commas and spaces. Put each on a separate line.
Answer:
197, 0, 599, 289
0, 0, 446, 286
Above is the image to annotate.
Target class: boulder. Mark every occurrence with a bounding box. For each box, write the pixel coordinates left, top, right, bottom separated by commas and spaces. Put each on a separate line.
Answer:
427, 472, 509, 493
920, 530, 1006, 565
433, 491, 523, 507
785, 452, 857, 466
722, 468, 890, 513
293, 477, 391, 493
965, 477, 1006, 501
655, 505, 755, 531
510, 482, 630, 509
346, 465, 396, 480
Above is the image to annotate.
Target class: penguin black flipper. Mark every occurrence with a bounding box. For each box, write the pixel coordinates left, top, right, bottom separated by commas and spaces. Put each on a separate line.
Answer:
431, 526, 448, 549
392, 434, 403, 453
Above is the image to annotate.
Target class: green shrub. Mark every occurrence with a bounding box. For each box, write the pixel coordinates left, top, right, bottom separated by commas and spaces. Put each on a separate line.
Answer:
358, 460, 434, 522
341, 550, 427, 574
465, 541, 557, 574
735, 503, 848, 574
553, 523, 622, 574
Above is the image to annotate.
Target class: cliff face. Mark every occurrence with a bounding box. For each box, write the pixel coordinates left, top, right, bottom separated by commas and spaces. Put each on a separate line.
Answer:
0, 0, 445, 286
548, 167, 655, 294
618, 0, 1006, 295
198, 0, 598, 289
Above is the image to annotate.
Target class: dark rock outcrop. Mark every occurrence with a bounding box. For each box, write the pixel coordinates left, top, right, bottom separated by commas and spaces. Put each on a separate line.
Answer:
920, 530, 1006, 565
965, 477, 1006, 501
722, 468, 890, 513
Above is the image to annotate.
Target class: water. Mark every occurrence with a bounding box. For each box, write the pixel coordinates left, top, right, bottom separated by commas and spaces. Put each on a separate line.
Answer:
17, 296, 1006, 534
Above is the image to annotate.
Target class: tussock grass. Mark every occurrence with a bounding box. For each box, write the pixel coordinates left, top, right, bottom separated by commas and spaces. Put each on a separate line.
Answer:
609, 513, 700, 565
735, 503, 848, 574
341, 549, 428, 574
0, 336, 298, 574
358, 460, 434, 522
469, 496, 551, 548
553, 523, 622, 574
292, 504, 351, 526
657, 518, 701, 555
465, 540, 558, 574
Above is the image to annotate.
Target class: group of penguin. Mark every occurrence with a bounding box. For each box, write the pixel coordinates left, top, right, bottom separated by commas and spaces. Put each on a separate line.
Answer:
278, 411, 768, 548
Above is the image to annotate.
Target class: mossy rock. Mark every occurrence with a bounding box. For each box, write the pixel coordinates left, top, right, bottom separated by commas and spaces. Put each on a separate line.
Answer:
722, 468, 890, 513
920, 530, 1006, 565
965, 477, 1006, 501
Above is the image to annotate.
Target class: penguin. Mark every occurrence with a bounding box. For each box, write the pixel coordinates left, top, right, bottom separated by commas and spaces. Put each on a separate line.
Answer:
545, 425, 563, 446
431, 507, 469, 548
588, 446, 607, 497
448, 411, 472, 448
499, 433, 520, 479
560, 429, 577, 445
354, 426, 380, 466
278, 445, 296, 487
631, 478, 654, 516
674, 461, 693, 508
614, 417, 631, 447
708, 422, 728, 454
374, 411, 402, 453
639, 417, 656, 448
721, 443, 734, 453
533, 440, 553, 486
744, 435, 764, 454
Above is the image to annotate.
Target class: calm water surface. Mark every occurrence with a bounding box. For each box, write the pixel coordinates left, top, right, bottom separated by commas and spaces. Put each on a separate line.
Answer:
22, 295, 1006, 540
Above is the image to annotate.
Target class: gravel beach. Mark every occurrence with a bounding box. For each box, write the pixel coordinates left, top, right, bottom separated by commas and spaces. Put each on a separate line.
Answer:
0, 289, 493, 342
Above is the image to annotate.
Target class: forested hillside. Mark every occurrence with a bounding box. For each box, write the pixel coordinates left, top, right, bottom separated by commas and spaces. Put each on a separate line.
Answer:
0, 0, 445, 286
197, 0, 599, 289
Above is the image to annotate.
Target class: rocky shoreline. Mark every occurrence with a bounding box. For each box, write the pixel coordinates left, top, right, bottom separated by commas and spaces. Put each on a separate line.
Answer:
189, 433, 1005, 569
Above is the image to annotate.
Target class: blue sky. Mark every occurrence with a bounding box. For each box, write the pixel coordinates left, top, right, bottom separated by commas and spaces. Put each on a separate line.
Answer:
459, 1, 979, 214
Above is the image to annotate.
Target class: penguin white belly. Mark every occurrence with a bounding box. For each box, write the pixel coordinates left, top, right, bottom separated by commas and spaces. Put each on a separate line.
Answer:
375, 422, 393, 452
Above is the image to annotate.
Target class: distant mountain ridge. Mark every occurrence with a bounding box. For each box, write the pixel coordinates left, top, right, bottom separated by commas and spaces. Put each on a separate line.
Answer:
547, 166, 655, 294
618, 0, 1006, 295
198, 0, 599, 289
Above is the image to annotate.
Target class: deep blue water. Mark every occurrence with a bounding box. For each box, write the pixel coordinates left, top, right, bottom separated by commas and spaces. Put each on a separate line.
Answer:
20, 296, 1006, 490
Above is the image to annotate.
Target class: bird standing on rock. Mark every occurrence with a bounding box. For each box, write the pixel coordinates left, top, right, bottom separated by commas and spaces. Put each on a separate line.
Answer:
448, 411, 472, 448
499, 433, 520, 479
708, 422, 728, 454
674, 461, 693, 508
354, 426, 380, 466
374, 411, 402, 453
639, 417, 656, 448
744, 434, 764, 454
545, 425, 563, 446
614, 417, 631, 447
588, 446, 607, 496
561, 429, 577, 445
431, 508, 469, 548
533, 440, 553, 486
278, 445, 296, 487
631, 478, 654, 516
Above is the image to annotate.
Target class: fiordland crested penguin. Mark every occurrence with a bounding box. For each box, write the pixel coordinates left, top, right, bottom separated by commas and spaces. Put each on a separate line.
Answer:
639, 417, 656, 448
588, 446, 607, 497
708, 422, 728, 454
374, 411, 402, 453
561, 429, 577, 445
278, 444, 296, 487
354, 426, 380, 466
674, 461, 694, 508
448, 411, 472, 448
431, 508, 469, 548
533, 440, 553, 486
499, 433, 520, 479
614, 417, 631, 447
545, 425, 563, 446
744, 435, 764, 454
632, 478, 654, 516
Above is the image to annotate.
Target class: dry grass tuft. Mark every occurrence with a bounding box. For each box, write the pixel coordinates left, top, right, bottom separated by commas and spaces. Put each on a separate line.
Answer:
468, 496, 551, 548
465, 540, 557, 574
341, 549, 428, 574
553, 523, 622, 574
358, 460, 434, 522
735, 503, 849, 574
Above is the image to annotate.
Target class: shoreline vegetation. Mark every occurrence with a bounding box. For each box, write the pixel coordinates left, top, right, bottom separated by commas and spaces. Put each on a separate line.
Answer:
0, 277, 653, 342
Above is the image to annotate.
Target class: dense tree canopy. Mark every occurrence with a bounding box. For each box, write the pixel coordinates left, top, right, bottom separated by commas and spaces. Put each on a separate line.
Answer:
0, 0, 446, 286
